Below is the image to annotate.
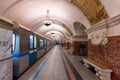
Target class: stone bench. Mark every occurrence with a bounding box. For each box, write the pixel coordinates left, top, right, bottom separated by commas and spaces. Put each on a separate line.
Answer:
83, 58, 112, 80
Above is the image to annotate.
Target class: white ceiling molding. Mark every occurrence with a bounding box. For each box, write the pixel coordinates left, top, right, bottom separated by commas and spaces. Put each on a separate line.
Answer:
85, 15, 120, 34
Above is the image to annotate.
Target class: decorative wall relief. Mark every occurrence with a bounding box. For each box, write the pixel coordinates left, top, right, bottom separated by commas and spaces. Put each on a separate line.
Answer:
90, 29, 108, 45
71, 0, 109, 25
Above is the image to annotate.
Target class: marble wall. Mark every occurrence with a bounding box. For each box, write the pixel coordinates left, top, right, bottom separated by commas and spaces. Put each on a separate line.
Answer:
105, 36, 120, 80
73, 41, 87, 56
0, 58, 12, 80
86, 15, 120, 80
88, 36, 120, 80
0, 26, 13, 80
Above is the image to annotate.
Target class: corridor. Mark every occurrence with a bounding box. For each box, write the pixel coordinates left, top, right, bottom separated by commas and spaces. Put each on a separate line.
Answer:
18, 45, 101, 80
18, 45, 69, 80
0, 0, 120, 80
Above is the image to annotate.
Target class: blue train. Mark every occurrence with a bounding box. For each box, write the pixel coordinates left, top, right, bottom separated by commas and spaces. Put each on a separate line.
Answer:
0, 19, 55, 79
12, 27, 55, 79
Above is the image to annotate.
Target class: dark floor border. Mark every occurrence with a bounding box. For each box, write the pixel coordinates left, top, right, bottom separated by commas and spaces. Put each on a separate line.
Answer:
61, 49, 83, 80
61, 52, 71, 80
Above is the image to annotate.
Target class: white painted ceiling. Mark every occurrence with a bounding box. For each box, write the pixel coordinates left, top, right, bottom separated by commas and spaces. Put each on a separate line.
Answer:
0, 0, 120, 41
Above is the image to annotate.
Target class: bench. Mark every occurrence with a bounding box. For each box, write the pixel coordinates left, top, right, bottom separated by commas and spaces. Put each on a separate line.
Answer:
83, 58, 112, 80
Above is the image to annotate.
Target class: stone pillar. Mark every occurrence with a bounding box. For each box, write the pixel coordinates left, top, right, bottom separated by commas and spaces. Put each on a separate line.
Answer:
63, 41, 67, 48
63, 39, 72, 49
66, 41, 71, 49
0, 27, 13, 80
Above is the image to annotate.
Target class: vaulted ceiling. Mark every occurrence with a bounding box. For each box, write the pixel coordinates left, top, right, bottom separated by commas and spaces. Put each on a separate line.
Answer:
0, 0, 120, 41
71, 0, 108, 25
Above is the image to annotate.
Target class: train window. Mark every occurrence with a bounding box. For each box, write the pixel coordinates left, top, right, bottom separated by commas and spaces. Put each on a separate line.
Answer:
12, 33, 16, 51
29, 34, 33, 49
34, 36, 37, 48
40, 39, 43, 48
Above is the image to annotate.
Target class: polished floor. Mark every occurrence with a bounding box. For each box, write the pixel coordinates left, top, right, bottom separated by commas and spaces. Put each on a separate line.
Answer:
18, 45, 69, 80
18, 45, 100, 80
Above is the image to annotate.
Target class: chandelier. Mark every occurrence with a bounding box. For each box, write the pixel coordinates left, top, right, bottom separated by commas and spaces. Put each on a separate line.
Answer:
43, 10, 52, 26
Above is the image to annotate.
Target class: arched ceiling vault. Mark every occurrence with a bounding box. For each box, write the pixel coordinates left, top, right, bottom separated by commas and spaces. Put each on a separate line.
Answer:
45, 31, 65, 41
71, 0, 109, 25
45, 30, 66, 39
73, 22, 87, 35
30, 18, 73, 35
0, 0, 120, 41
35, 24, 70, 40
0, 0, 90, 27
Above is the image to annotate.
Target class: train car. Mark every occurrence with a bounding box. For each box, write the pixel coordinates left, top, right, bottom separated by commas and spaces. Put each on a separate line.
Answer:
12, 27, 55, 78
0, 19, 55, 79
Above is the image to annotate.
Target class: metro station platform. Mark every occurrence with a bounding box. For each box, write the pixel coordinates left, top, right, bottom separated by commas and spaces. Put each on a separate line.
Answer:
18, 45, 100, 80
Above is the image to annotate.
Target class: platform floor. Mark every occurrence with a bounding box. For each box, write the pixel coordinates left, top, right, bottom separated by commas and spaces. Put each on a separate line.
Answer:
63, 48, 101, 80
18, 45, 100, 80
18, 45, 69, 80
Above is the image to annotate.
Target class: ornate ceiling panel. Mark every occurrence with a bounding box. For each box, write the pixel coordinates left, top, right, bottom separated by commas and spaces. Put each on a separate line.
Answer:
71, 0, 109, 25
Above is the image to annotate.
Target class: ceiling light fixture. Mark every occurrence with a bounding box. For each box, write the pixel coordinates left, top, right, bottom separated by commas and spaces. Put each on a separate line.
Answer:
51, 33, 54, 34
43, 10, 52, 26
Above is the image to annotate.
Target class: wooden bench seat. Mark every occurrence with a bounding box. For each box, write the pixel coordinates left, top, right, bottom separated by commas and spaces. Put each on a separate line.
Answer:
85, 58, 109, 69
83, 58, 112, 80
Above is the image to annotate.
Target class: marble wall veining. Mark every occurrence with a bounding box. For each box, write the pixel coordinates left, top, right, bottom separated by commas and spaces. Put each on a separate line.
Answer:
0, 28, 12, 60
88, 36, 120, 80
0, 58, 12, 80
0, 27, 13, 80
86, 15, 120, 80
73, 41, 88, 56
